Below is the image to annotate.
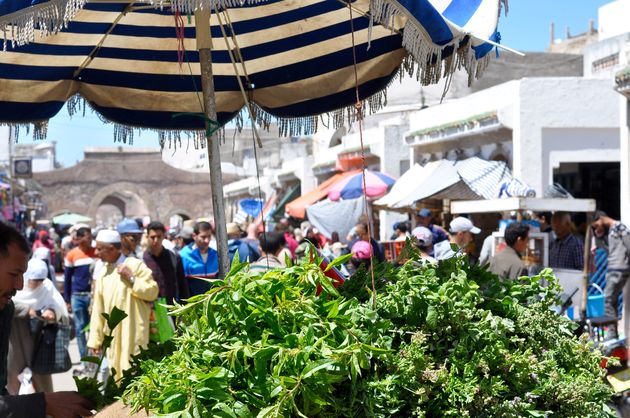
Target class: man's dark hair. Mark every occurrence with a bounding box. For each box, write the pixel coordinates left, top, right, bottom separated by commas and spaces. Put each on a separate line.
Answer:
396, 223, 408, 233
75, 227, 91, 238
194, 221, 212, 234
260, 231, 285, 255
504, 223, 529, 247
0, 222, 30, 258
147, 221, 166, 234
355, 223, 368, 234
592, 210, 608, 223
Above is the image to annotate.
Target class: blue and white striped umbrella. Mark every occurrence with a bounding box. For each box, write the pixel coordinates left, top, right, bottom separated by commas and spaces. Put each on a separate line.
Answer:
0, 0, 507, 137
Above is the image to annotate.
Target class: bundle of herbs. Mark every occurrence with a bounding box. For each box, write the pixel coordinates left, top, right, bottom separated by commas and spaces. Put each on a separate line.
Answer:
120, 252, 613, 417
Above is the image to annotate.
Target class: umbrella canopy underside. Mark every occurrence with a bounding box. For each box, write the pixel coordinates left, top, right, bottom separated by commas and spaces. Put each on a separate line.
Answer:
0, 0, 506, 138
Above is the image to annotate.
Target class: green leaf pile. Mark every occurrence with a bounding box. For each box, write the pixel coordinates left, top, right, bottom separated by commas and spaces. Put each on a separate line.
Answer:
122, 255, 613, 417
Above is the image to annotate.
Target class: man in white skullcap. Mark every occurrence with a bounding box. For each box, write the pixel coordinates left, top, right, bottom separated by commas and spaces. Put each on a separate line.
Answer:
87, 229, 158, 380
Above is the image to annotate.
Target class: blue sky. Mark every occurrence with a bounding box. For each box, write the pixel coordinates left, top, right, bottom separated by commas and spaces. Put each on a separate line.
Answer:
20, 0, 613, 166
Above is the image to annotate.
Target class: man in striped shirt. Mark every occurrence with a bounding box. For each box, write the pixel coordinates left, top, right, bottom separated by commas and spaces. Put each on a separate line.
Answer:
63, 227, 96, 370
249, 231, 285, 273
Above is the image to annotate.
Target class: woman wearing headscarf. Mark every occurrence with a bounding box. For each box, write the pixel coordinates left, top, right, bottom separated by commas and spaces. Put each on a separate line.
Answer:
32, 230, 56, 266
32, 247, 56, 282
7, 258, 69, 394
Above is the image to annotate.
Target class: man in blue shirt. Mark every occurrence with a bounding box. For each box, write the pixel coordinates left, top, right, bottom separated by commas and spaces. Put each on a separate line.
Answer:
549, 212, 583, 270
180, 221, 219, 296
416, 208, 449, 246
226, 223, 259, 264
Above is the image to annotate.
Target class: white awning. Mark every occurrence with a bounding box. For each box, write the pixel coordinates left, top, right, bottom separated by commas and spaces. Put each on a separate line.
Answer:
375, 157, 512, 209
374, 163, 426, 207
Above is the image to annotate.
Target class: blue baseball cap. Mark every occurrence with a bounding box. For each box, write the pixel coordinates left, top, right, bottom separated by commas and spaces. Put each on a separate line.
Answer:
116, 218, 143, 234
417, 208, 432, 218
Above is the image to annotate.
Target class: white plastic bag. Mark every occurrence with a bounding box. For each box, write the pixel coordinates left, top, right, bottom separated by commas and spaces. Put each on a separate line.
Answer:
18, 367, 35, 395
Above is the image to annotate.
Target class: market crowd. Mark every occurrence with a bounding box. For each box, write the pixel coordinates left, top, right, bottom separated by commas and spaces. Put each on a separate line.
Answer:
1, 205, 629, 416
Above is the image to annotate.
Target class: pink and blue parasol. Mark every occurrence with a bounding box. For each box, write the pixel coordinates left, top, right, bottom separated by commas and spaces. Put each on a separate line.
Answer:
328, 170, 395, 201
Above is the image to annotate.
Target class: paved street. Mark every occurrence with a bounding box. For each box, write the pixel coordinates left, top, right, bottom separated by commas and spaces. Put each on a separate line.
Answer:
50, 273, 80, 392
52, 338, 80, 391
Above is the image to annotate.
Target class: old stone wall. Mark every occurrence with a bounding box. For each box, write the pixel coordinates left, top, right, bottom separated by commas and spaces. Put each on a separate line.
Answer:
34, 147, 239, 224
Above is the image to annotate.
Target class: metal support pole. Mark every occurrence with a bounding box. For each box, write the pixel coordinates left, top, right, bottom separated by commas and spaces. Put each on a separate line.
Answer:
580, 218, 593, 320
195, 9, 230, 279
7, 127, 16, 223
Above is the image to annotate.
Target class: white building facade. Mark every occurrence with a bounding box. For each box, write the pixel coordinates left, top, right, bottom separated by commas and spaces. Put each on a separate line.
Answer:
405, 77, 621, 199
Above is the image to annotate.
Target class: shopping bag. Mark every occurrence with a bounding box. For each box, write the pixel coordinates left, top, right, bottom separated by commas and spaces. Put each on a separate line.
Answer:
18, 368, 35, 395
31, 322, 72, 374
149, 297, 175, 343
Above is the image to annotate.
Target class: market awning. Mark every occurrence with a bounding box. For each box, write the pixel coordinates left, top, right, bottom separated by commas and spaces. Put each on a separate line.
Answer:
271, 184, 301, 220
285, 170, 360, 219
377, 157, 512, 209
374, 162, 438, 208
52, 212, 92, 225
223, 176, 268, 198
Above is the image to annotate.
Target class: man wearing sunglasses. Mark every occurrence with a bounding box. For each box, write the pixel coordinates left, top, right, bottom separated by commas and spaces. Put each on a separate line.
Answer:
116, 218, 144, 259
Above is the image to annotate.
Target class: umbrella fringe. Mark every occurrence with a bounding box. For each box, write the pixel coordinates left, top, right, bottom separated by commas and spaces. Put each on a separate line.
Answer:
245, 86, 387, 138
1, 0, 87, 48
369, 0, 499, 90
67, 94, 213, 149
10, 95, 211, 150
1, 121, 48, 141
0, 0, 273, 47
10, 82, 391, 144
168, 0, 268, 14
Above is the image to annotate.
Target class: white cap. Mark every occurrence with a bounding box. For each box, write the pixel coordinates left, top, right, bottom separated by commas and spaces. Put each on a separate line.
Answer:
96, 229, 121, 244
25, 259, 49, 281
412, 226, 433, 245
449, 217, 481, 234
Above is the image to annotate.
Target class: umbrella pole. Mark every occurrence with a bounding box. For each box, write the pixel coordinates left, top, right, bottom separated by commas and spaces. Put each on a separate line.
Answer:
195, 9, 230, 279
580, 219, 593, 320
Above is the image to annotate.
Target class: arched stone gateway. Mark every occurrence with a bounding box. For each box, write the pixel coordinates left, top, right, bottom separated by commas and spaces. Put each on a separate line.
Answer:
88, 183, 156, 222
34, 147, 240, 226
99, 195, 126, 215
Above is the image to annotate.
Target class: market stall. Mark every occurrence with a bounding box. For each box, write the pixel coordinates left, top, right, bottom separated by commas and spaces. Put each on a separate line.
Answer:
451, 197, 596, 320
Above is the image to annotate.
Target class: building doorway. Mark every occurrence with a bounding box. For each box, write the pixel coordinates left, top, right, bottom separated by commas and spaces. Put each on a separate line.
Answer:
554, 162, 620, 219
96, 195, 125, 227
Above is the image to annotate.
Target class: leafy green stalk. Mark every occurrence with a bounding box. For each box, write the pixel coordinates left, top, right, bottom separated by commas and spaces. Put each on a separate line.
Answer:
74, 306, 128, 410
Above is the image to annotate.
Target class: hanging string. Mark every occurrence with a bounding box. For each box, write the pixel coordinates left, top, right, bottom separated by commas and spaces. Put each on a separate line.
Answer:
250, 126, 269, 270
216, 10, 263, 148
174, 8, 186, 69
348, 2, 377, 309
